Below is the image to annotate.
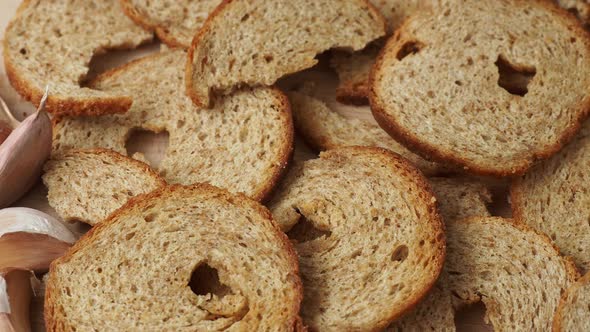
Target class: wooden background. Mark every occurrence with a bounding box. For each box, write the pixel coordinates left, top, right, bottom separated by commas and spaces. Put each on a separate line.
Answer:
0, 1, 497, 330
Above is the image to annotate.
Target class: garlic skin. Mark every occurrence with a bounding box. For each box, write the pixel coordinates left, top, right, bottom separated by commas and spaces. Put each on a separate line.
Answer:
0, 271, 34, 332
0, 208, 76, 244
0, 207, 76, 273
0, 90, 52, 208
0, 276, 8, 313
0, 121, 11, 144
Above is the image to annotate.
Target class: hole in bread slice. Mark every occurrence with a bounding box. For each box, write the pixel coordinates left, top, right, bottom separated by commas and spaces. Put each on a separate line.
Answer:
287, 209, 332, 243
189, 263, 231, 298
396, 41, 425, 61
454, 301, 493, 332
125, 129, 169, 168
495, 55, 536, 97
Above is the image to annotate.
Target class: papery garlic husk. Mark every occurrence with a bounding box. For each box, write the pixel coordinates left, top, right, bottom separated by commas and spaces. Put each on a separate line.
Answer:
0, 208, 76, 273
0, 121, 11, 145
0, 270, 33, 332
0, 89, 52, 208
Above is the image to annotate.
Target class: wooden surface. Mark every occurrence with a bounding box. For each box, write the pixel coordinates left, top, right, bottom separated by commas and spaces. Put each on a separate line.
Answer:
0, 1, 499, 330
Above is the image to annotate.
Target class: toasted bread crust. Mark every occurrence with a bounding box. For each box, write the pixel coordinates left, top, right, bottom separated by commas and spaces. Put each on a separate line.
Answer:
2, 0, 153, 116
553, 272, 590, 332
369, 0, 590, 177
118, 0, 193, 48
186, 0, 387, 108
45, 183, 304, 331
335, 82, 370, 105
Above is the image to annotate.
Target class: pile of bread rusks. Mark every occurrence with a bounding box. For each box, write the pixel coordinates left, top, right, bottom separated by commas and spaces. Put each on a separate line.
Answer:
3, 0, 590, 330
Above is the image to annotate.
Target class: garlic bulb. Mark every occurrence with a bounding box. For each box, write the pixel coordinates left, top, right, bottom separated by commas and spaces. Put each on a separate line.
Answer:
0, 88, 52, 208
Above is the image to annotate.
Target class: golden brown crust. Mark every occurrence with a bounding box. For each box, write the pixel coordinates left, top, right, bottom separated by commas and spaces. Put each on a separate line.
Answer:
319, 146, 446, 329
185, 0, 234, 108
2, 1, 142, 117
254, 89, 295, 203
45, 183, 304, 331
186, 0, 387, 108
335, 81, 370, 105
118, 0, 190, 48
553, 272, 590, 332
369, 0, 590, 177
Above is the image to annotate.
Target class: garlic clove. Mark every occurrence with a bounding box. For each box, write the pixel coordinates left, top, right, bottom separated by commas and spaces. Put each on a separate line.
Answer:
0, 208, 76, 243
1, 270, 33, 332
0, 121, 11, 145
0, 208, 76, 273
0, 88, 52, 208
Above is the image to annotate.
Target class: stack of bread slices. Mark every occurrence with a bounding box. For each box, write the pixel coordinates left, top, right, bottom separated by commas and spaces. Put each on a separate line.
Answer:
4, 0, 590, 330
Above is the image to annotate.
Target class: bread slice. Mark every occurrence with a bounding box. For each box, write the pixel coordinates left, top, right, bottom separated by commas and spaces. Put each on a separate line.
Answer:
330, 0, 438, 104
45, 184, 303, 331
511, 121, 590, 272
553, 272, 590, 332
119, 0, 220, 48
286, 79, 442, 175
386, 177, 491, 332
332, 0, 587, 105
330, 45, 381, 105
53, 50, 293, 202
268, 146, 445, 331
446, 216, 579, 331
370, 0, 590, 176
42, 149, 165, 226
3, 0, 153, 116
185, 0, 386, 108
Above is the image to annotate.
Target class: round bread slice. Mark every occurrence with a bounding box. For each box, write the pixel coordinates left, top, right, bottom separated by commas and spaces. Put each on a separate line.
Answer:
553, 272, 590, 331
511, 122, 590, 271
119, 0, 221, 48
268, 146, 445, 331
386, 177, 491, 332
186, 0, 386, 108
330, 0, 438, 104
43, 149, 165, 226
44, 184, 303, 331
370, 0, 590, 176
286, 78, 442, 175
53, 50, 293, 202
446, 216, 579, 331
3, 0, 153, 116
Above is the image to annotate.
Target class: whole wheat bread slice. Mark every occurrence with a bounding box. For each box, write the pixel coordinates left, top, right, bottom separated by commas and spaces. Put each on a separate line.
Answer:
511, 121, 590, 272
44, 184, 303, 331
446, 216, 579, 331
43, 149, 165, 226
268, 146, 445, 331
553, 272, 590, 332
332, 0, 584, 105
3, 0, 153, 116
330, 0, 438, 104
185, 0, 387, 108
53, 50, 293, 202
119, 0, 221, 48
286, 79, 443, 175
386, 177, 491, 332
370, 0, 590, 176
